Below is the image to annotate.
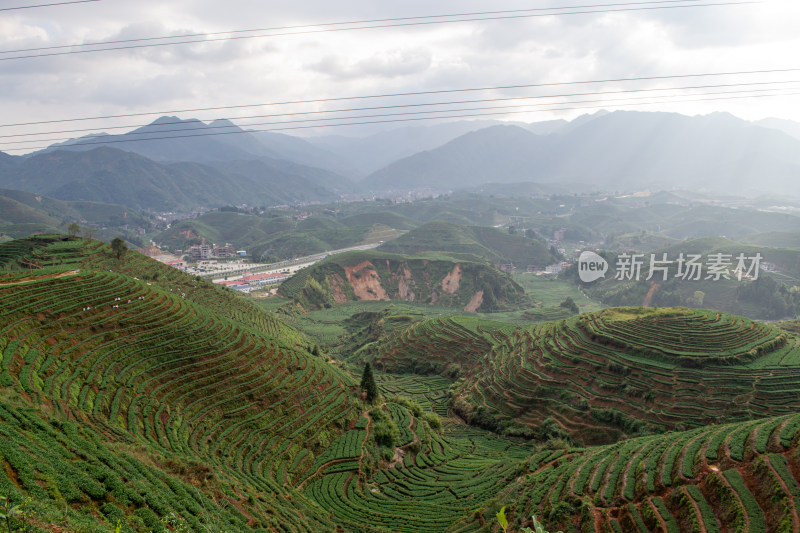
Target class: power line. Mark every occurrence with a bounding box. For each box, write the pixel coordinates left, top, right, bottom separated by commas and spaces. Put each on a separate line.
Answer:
12, 87, 797, 144
2, 67, 797, 129
0, 1, 757, 61
103, 90, 800, 134
3, 88, 796, 153
0, 0, 708, 54
3, 80, 798, 140
0, 0, 100, 12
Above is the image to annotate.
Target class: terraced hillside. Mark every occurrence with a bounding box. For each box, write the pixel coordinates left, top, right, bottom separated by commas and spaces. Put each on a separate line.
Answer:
0, 235, 362, 531
279, 250, 529, 312
302, 397, 532, 533
4, 236, 800, 532
500, 411, 800, 533
371, 307, 800, 444
0, 235, 535, 532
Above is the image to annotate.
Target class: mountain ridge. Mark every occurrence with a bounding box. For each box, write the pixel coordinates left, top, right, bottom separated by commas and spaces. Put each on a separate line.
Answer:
0, 146, 340, 211
362, 110, 800, 195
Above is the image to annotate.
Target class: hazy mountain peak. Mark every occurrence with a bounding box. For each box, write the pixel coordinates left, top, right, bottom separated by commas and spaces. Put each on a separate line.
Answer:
208, 118, 242, 130
364, 109, 800, 196
755, 117, 800, 141
149, 115, 202, 126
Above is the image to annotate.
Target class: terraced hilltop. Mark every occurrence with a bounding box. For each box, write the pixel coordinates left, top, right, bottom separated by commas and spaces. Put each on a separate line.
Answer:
370, 307, 800, 444
1, 235, 800, 532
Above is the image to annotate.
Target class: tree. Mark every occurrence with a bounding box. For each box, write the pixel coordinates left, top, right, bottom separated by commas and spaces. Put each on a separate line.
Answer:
67, 222, 81, 237
360, 362, 378, 404
560, 297, 580, 314
111, 237, 128, 260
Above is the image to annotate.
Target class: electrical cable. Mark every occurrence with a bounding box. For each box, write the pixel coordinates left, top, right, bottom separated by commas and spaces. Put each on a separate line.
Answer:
1, 80, 797, 140
0, 1, 757, 61
2, 88, 796, 152
0, 0, 712, 54
2, 67, 797, 129
0, 0, 100, 12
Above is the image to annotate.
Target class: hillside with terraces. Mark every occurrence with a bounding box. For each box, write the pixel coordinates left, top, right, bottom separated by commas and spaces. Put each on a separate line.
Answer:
501, 411, 800, 532
0, 235, 363, 531
1, 235, 800, 532
0, 235, 534, 532
370, 307, 800, 444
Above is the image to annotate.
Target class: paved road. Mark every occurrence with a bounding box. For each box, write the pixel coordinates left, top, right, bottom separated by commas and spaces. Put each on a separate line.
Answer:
199, 242, 382, 280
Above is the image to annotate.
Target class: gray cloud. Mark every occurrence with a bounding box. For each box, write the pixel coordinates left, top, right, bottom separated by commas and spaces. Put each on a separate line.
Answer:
307, 48, 432, 80
0, 0, 798, 153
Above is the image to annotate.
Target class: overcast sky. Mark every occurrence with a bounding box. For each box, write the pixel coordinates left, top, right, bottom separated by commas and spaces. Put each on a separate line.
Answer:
2, 0, 799, 153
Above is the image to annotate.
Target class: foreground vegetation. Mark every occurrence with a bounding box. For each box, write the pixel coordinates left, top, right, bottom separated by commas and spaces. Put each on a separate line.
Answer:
1, 235, 800, 532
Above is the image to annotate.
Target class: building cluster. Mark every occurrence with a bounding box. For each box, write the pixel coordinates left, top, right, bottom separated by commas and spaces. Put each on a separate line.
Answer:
524, 262, 571, 275
216, 271, 290, 293
187, 243, 245, 259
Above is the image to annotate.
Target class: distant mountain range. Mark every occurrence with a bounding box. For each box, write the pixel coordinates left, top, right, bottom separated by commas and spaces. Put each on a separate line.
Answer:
1, 111, 798, 210
364, 111, 800, 195
0, 145, 343, 211
43, 116, 351, 178
308, 118, 567, 177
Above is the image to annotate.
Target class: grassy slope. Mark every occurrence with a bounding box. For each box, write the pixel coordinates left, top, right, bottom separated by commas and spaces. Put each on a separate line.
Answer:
0, 235, 531, 533
742, 230, 800, 249
498, 411, 800, 533
0, 189, 155, 245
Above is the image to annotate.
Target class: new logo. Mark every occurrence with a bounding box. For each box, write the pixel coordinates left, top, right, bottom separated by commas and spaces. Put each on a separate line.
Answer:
578, 251, 608, 283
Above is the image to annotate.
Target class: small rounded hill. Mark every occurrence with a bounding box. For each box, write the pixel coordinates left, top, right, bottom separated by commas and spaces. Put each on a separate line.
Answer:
581, 307, 788, 367
369, 307, 800, 445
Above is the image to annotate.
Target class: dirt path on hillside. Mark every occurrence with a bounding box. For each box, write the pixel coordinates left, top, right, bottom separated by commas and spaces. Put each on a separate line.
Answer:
765, 457, 800, 531
0, 269, 79, 286
717, 470, 751, 532
647, 499, 670, 532
681, 486, 709, 533
642, 281, 660, 308
388, 412, 420, 469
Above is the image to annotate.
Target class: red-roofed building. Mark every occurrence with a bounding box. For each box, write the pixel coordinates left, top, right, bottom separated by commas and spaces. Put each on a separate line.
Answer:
240, 272, 290, 288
